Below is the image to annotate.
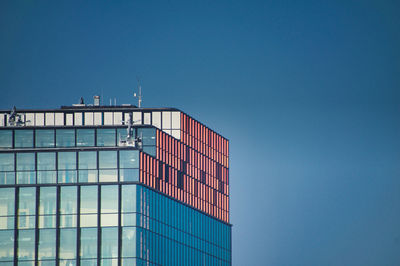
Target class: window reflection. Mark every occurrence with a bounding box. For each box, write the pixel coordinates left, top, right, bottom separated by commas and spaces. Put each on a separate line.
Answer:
38, 229, 56, 260
99, 151, 117, 169
18, 229, 35, 260
78, 151, 97, 169
97, 129, 115, 147
56, 129, 75, 147
101, 227, 118, 258
59, 228, 76, 259
80, 228, 97, 259
16, 153, 35, 171
15, 130, 34, 148
77, 129, 95, 147
0, 130, 12, 148
35, 130, 55, 148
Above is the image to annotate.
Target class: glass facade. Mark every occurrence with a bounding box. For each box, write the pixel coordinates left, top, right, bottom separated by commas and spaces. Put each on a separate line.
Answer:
0, 107, 231, 265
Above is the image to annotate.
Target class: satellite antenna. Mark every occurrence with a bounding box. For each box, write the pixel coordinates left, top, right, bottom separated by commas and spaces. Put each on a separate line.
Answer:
133, 79, 142, 108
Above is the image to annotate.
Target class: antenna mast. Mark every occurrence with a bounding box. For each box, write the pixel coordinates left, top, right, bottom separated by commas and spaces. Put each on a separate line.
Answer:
134, 79, 142, 108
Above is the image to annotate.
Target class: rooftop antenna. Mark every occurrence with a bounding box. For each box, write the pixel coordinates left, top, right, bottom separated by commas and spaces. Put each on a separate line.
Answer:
134, 78, 142, 108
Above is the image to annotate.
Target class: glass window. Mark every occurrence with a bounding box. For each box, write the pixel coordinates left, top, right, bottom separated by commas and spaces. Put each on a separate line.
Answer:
15, 130, 34, 148
99, 151, 117, 169
97, 129, 115, 147
59, 228, 76, 259
18, 229, 35, 260
78, 170, 97, 183
56, 129, 75, 147
35, 129, 55, 148
120, 169, 139, 182
99, 169, 118, 182
60, 214, 77, 228
37, 171, 56, 184
38, 215, 56, 229
143, 146, 156, 157
37, 153, 56, 170
0, 130, 12, 148
80, 228, 98, 259
78, 151, 97, 169
137, 128, 156, 145
80, 186, 98, 214
80, 214, 97, 227
19, 187, 36, 216
16, 171, 36, 184
38, 229, 56, 260
101, 186, 118, 213
0, 188, 14, 229
121, 213, 136, 226
77, 129, 95, 147
80, 259, 97, 266
58, 170, 77, 184
122, 227, 136, 257
117, 128, 129, 143
58, 152, 76, 170
119, 150, 139, 168
0, 153, 14, 171
16, 153, 35, 171
60, 186, 77, 214
0, 230, 14, 261
39, 187, 56, 215
101, 227, 118, 258
0, 171, 14, 185
122, 185, 136, 213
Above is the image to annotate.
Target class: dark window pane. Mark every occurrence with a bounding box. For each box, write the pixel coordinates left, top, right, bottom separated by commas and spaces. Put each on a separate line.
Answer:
77, 129, 94, 147
97, 129, 115, 147
15, 130, 34, 148
35, 130, 55, 148
56, 129, 75, 147
0, 130, 12, 148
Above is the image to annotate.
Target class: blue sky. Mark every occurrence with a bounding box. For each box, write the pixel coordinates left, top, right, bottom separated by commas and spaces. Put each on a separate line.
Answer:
1, 1, 400, 265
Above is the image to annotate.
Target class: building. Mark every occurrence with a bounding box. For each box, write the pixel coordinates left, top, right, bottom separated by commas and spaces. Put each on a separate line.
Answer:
0, 99, 231, 266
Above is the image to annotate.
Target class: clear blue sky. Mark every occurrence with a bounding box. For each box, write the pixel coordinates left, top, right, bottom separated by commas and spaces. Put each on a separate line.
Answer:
1, 1, 400, 265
